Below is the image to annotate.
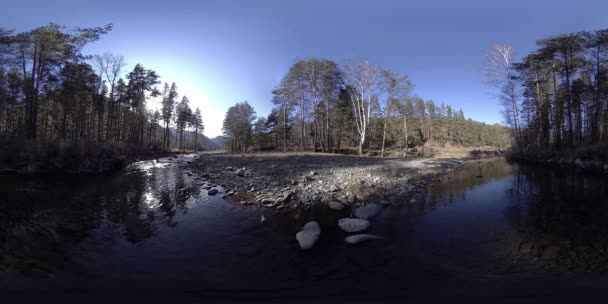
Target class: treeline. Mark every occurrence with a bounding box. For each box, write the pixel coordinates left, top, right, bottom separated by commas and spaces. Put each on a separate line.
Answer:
223, 58, 509, 155
0, 23, 204, 154
485, 29, 608, 157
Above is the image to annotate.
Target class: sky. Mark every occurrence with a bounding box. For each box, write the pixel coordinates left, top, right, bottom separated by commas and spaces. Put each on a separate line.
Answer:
2, 0, 608, 138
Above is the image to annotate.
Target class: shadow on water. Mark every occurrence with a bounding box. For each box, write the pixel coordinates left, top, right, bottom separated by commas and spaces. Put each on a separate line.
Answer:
508, 162, 608, 271
2, 156, 608, 299
0, 156, 203, 273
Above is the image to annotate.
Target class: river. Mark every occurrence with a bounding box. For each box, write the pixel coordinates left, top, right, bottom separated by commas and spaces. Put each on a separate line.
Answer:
1, 156, 608, 301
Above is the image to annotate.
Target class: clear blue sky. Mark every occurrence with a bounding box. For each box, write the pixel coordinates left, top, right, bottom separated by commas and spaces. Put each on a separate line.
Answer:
3, 0, 607, 137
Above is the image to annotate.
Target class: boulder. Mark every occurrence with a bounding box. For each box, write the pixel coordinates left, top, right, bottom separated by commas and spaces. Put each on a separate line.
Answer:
344, 234, 383, 245
338, 218, 371, 233
328, 201, 345, 211
296, 221, 321, 250
354, 203, 382, 219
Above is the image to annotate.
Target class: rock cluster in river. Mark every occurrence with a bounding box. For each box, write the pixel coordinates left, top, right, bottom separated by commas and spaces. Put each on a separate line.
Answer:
183, 154, 467, 250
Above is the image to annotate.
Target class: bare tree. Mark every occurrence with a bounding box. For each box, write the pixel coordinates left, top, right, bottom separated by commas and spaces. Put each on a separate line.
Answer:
93, 52, 125, 141
344, 59, 382, 155
483, 44, 521, 148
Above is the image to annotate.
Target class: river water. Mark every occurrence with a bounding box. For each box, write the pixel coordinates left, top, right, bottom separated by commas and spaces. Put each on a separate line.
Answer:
1, 156, 608, 301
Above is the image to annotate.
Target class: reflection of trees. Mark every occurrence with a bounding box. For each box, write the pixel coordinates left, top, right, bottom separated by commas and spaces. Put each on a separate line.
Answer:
0, 162, 200, 273
509, 165, 608, 271
0, 177, 101, 273
415, 159, 515, 214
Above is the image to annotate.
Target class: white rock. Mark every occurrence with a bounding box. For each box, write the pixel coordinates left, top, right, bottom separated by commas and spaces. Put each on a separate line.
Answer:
345, 234, 384, 245
296, 221, 321, 250
338, 218, 371, 233
354, 203, 382, 219
328, 201, 345, 211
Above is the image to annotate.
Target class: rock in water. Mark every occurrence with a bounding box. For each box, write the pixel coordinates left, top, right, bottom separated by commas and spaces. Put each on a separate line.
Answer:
235, 168, 245, 177
344, 234, 384, 245
296, 221, 321, 250
328, 201, 345, 211
354, 203, 382, 219
338, 218, 371, 233
260, 215, 266, 223
207, 189, 219, 195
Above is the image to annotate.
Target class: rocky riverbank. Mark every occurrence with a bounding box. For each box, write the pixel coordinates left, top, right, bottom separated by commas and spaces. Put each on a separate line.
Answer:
184, 152, 467, 211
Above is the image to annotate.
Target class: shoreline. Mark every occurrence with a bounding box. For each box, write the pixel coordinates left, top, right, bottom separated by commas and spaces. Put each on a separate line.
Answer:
507, 154, 608, 174
184, 152, 498, 211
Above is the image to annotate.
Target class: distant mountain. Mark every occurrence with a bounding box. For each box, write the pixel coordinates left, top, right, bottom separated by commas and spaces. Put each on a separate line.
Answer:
166, 128, 222, 151
210, 136, 228, 148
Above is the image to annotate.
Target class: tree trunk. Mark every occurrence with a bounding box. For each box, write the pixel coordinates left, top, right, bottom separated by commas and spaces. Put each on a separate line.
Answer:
381, 106, 389, 157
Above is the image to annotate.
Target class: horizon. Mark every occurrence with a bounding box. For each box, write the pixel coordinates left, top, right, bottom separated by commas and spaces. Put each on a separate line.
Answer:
3, 0, 607, 138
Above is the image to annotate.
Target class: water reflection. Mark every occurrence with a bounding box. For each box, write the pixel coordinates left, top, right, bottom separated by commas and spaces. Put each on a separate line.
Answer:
0, 156, 204, 273
510, 164, 608, 271
2, 156, 608, 280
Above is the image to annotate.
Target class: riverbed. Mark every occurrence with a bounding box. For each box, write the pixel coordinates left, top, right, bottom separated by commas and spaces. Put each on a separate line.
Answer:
1, 156, 608, 301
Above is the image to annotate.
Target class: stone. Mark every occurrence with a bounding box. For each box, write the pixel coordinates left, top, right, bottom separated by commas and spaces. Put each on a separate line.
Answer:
261, 198, 275, 204
354, 203, 382, 219
409, 199, 416, 203
235, 168, 245, 177
329, 185, 339, 192
338, 218, 371, 233
225, 166, 233, 171
296, 222, 321, 250
575, 158, 583, 167
328, 201, 345, 211
281, 190, 294, 202
208, 189, 219, 195
309, 171, 318, 176
344, 234, 383, 245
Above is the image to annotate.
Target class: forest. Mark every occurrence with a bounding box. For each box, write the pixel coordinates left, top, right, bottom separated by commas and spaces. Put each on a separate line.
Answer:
0, 24, 205, 171
222, 59, 510, 155
484, 29, 608, 161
